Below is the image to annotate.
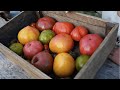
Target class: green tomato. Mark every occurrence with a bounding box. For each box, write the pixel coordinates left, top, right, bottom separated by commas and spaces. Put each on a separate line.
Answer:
76, 55, 90, 71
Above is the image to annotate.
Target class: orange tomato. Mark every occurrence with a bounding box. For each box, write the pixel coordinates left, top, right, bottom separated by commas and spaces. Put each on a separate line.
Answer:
53, 53, 75, 78
70, 26, 88, 41
78, 26, 88, 37
53, 22, 74, 34
70, 28, 82, 41
18, 26, 40, 45
49, 33, 74, 53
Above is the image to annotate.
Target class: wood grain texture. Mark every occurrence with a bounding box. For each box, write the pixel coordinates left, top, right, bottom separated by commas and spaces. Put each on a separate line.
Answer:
42, 11, 107, 27
0, 51, 32, 79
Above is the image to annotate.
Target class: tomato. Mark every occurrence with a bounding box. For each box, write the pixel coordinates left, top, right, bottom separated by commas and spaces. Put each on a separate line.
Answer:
78, 26, 88, 37
18, 26, 40, 45
79, 34, 103, 55
31, 51, 53, 74
49, 33, 74, 53
70, 27, 82, 41
53, 53, 75, 78
23, 41, 43, 60
70, 26, 88, 41
39, 30, 55, 44
53, 22, 74, 34
75, 55, 90, 71
36, 16, 56, 31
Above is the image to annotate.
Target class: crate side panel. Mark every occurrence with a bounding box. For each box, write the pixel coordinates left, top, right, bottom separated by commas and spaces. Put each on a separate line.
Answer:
42, 11, 107, 27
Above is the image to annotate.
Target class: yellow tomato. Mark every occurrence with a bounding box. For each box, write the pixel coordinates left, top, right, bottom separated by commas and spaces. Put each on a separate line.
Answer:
53, 53, 75, 78
18, 26, 40, 45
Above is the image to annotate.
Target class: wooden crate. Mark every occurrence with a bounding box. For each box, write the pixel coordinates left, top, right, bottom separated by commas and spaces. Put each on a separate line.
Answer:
0, 11, 119, 79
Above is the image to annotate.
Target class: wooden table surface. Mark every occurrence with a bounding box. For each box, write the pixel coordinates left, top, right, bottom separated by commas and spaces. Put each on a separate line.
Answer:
0, 12, 119, 79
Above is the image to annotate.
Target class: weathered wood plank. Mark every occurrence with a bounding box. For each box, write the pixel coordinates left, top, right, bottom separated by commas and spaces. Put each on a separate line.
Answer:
95, 59, 120, 79
0, 43, 51, 79
74, 24, 119, 79
0, 51, 32, 79
42, 11, 107, 27
42, 11, 107, 37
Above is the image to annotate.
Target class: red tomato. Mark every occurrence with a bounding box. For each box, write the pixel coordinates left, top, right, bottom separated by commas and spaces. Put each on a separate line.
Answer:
79, 34, 103, 55
53, 22, 74, 34
78, 26, 88, 37
70, 28, 82, 41
70, 26, 88, 41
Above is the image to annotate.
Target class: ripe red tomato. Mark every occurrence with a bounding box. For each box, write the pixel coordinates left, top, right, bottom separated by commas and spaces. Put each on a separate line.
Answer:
79, 34, 103, 55
78, 26, 88, 37
70, 28, 82, 41
53, 22, 74, 34
70, 26, 88, 41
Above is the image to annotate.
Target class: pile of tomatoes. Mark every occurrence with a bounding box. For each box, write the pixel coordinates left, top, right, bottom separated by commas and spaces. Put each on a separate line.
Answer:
9, 16, 104, 79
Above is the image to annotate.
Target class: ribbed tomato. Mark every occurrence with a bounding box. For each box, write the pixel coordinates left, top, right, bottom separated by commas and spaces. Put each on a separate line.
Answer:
53, 22, 74, 34
70, 26, 88, 41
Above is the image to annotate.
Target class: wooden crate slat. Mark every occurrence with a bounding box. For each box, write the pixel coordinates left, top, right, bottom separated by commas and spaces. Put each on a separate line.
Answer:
42, 11, 107, 27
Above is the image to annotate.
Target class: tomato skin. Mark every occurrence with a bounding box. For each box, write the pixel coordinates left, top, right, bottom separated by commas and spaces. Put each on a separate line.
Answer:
49, 33, 74, 53
53, 53, 75, 78
53, 22, 74, 35
79, 34, 103, 55
31, 51, 53, 74
23, 41, 43, 60
70, 27, 82, 41
36, 17, 56, 31
18, 26, 40, 45
78, 26, 88, 37
70, 26, 88, 41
